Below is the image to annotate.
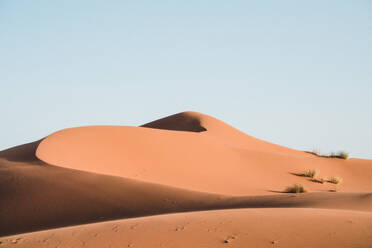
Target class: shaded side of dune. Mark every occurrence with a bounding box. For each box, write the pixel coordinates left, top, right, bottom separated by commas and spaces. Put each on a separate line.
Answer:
0, 140, 42, 163
0, 159, 223, 237
141, 111, 207, 132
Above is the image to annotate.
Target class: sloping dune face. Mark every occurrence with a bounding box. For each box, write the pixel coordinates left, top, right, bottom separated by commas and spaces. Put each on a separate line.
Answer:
0, 140, 42, 162
36, 111, 372, 195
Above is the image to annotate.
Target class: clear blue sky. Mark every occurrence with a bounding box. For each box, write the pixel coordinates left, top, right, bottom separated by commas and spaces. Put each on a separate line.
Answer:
1, 1, 371, 158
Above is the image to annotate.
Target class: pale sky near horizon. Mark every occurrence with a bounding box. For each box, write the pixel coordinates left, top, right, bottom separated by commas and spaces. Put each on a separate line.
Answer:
1, 1, 371, 159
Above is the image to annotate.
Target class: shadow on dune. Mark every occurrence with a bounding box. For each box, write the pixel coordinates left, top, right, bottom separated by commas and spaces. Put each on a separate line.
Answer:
289, 172, 308, 177
0, 140, 43, 163
141, 112, 207, 132
267, 190, 288, 193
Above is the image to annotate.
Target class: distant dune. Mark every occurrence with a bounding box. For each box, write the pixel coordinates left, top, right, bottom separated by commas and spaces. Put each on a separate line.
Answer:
1, 111, 371, 247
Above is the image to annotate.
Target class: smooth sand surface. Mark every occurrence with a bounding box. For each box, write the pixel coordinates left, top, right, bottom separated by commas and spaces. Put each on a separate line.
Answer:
2, 208, 372, 248
1, 111, 371, 247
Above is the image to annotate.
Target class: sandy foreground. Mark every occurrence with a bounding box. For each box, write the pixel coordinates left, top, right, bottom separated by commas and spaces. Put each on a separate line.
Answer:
1, 111, 371, 247
2, 208, 372, 248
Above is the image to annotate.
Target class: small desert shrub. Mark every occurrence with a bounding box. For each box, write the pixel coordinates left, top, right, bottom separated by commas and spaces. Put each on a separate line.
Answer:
304, 169, 318, 178
328, 176, 342, 184
319, 177, 326, 184
312, 177, 327, 184
307, 150, 349, 159
337, 151, 349, 159
330, 151, 349, 159
285, 184, 307, 193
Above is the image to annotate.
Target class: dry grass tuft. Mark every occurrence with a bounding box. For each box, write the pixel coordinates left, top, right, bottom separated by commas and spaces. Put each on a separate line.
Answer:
311, 177, 327, 184
304, 169, 318, 178
319, 177, 327, 184
285, 184, 307, 193
307, 150, 349, 159
330, 151, 349, 159
328, 176, 342, 184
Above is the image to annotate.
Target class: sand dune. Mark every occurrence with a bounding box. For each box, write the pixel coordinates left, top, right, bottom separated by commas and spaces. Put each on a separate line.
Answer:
36, 111, 372, 195
2, 150, 372, 237
2, 208, 372, 248
1, 111, 371, 247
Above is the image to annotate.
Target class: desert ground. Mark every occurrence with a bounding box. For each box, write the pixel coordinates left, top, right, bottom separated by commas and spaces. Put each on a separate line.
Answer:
1, 111, 372, 247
